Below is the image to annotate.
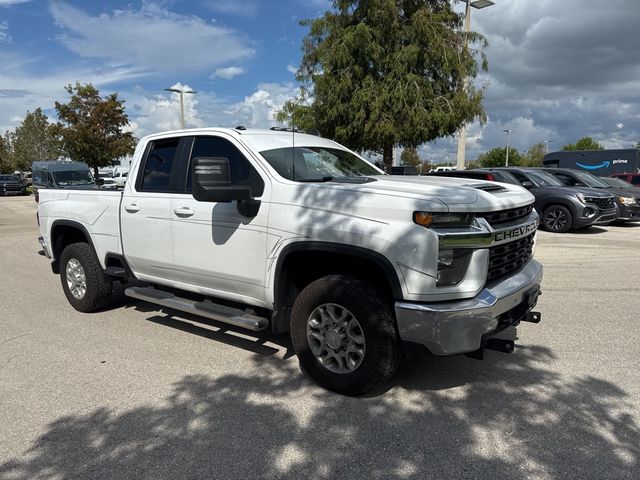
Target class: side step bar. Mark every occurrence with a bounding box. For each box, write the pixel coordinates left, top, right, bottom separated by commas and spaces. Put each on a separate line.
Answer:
124, 286, 269, 331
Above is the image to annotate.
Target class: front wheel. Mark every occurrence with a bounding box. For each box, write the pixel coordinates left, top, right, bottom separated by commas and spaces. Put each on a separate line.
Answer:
60, 242, 113, 312
290, 275, 400, 396
542, 205, 573, 233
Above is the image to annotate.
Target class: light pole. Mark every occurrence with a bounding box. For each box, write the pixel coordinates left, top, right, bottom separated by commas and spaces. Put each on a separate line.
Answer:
164, 87, 197, 129
544, 140, 554, 154
455, 0, 496, 170
503, 129, 512, 166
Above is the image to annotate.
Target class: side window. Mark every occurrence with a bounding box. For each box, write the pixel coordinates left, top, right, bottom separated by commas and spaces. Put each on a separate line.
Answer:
554, 173, 576, 186
187, 136, 264, 196
139, 138, 181, 192
510, 171, 528, 184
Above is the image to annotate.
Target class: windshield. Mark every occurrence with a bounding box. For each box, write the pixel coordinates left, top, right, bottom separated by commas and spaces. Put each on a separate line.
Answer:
0, 175, 19, 181
527, 171, 564, 187
572, 171, 610, 188
601, 177, 631, 188
259, 146, 380, 181
52, 170, 94, 186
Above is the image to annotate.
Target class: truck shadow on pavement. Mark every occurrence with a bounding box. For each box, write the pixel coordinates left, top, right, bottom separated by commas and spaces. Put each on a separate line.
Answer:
1, 345, 638, 479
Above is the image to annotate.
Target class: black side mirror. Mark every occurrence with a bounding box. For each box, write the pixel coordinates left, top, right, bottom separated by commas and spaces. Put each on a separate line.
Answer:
95, 177, 105, 186
192, 157, 252, 203
521, 180, 534, 189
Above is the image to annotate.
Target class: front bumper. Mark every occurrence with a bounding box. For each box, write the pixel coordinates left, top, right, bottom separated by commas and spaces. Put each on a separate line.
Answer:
616, 203, 640, 222
574, 206, 617, 227
395, 259, 543, 355
0, 186, 25, 195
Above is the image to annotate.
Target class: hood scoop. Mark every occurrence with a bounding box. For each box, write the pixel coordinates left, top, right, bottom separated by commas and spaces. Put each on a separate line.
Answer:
465, 183, 508, 193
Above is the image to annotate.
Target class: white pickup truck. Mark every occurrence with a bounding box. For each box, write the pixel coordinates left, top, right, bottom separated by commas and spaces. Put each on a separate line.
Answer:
37, 127, 543, 395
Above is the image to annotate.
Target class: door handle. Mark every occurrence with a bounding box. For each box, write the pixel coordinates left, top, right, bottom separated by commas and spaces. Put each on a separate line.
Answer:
124, 204, 140, 213
173, 207, 194, 217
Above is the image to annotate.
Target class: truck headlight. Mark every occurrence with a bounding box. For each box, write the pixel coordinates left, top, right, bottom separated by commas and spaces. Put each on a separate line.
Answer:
436, 249, 473, 286
619, 196, 637, 206
575, 193, 587, 204
414, 212, 474, 228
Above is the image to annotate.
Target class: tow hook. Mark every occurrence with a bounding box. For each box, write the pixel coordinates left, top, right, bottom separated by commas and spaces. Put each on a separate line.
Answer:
522, 311, 542, 323
466, 338, 515, 360
485, 338, 515, 354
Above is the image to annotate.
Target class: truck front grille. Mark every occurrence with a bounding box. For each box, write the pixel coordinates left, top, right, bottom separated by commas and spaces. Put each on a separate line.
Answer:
488, 233, 535, 282
479, 204, 534, 228
584, 197, 614, 210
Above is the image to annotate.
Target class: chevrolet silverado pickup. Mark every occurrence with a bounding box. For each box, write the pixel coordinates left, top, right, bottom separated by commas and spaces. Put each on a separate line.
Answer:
37, 128, 543, 395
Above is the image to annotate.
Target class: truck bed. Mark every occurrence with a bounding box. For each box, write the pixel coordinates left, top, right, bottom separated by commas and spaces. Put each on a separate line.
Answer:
38, 189, 123, 267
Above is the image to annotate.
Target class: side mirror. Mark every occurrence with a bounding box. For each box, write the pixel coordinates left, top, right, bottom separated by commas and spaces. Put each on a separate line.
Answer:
95, 177, 105, 186
192, 157, 252, 203
521, 180, 534, 189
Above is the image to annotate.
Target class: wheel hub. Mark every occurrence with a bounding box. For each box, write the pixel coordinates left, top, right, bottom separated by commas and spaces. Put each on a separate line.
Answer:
325, 329, 344, 350
306, 303, 366, 374
66, 258, 87, 300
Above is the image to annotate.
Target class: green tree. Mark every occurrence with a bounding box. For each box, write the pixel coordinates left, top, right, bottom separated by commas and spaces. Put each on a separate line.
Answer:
478, 147, 523, 168
10, 108, 61, 171
54, 83, 137, 177
0, 133, 13, 173
562, 137, 603, 151
523, 142, 546, 167
277, 0, 488, 170
400, 147, 421, 167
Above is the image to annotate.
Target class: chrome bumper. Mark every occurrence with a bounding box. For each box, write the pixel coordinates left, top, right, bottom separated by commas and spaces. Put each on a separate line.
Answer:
395, 259, 543, 355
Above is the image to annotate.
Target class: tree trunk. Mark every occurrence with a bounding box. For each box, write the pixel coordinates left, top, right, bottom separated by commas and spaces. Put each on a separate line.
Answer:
383, 144, 393, 173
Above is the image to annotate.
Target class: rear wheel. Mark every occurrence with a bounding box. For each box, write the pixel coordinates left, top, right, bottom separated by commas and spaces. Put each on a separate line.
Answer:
290, 275, 399, 396
542, 205, 573, 233
60, 242, 113, 312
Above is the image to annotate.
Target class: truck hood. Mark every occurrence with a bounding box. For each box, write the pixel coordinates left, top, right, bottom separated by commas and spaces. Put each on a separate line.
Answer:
313, 175, 535, 212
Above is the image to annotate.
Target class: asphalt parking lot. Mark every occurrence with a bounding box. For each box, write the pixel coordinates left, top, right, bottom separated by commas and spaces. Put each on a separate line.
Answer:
1, 195, 639, 479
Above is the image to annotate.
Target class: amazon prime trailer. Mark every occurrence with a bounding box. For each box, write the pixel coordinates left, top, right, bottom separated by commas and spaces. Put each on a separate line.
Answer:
543, 149, 639, 176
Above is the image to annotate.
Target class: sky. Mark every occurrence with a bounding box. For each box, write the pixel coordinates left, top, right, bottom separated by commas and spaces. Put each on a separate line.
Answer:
1, 0, 640, 163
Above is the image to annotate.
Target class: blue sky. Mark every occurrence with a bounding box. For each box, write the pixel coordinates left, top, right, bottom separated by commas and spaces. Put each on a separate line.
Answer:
2, 0, 640, 162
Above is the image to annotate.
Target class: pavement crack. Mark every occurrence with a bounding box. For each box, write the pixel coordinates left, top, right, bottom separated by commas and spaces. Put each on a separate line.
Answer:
0, 333, 28, 346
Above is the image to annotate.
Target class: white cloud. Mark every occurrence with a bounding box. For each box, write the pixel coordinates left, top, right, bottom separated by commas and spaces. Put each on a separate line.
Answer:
224, 82, 298, 128
0, 49, 149, 131
0, 0, 30, 6
616, 123, 624, 130
213, 66, 246, 80
127, 83, 205, 136
49, 2, 254, 76
0, 21, 11, 43
124, 82, 298, 138
286, 65, 297, 74
204, 0, 258, 17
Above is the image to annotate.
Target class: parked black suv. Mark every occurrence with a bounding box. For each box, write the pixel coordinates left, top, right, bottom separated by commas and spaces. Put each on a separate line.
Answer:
0, 174, 27, 196
493, 168, 617, 232
540, 168, 640, 223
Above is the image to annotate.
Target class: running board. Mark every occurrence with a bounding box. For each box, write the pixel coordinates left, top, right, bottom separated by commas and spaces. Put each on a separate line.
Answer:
124, 286, 269, 331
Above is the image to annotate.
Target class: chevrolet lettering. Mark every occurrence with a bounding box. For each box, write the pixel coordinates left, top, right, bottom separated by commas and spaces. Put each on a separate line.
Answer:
494, 221, 538, 243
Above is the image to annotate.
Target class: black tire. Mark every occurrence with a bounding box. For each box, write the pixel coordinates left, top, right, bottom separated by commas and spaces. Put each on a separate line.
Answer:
542, 205, 573, 233
60, 242, 112, 312
290, 275, 399, 396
